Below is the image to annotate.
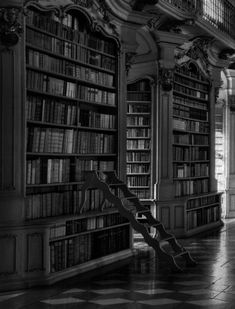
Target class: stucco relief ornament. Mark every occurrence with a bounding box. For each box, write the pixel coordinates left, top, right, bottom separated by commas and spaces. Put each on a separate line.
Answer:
159, 68, 174, 92
0, 8, 23, 47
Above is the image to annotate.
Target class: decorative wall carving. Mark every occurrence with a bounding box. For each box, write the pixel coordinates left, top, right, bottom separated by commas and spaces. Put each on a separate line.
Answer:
125, 52, 137, 74
175, 36, 213, 77
159, 68, 174, 91
0, 8, 23, 47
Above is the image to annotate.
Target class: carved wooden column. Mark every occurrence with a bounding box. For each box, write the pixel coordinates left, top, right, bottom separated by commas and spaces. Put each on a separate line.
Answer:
0, 1, 25, 223
156, 31, 186, 200
224, 69, 235, 218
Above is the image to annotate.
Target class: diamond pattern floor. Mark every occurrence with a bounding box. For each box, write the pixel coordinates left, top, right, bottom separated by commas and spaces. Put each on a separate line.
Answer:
2, 219, 235, 308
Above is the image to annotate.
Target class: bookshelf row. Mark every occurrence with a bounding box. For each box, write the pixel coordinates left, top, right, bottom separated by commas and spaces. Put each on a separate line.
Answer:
26, 158, 115, 185
26, 188, 113, 220
50, 212, 129, 239
127, 140, 150, 149
126, 152, 150, 162
174, 83, 208, 100
127, 116, 150, 126
173, 163, 209, 178
27, 127, 115, 154
174, 179, 209, 197
173, 103, 208, 121
130, 189, 151, 200
26, 49, 114, 88
26, 10, 116, 55
127, 101, 151, 114
127, 128, 150, 138
27, 70, 116, 104
175, 65, 208, 82
174, 74, 209, 92
127, 175, 150, 187
26, 95, 116, 128
173, 118, 209, 133
50, 226, 130, 272
173, 146, 209, 161
187, 194, 221, 210
26, 29, 115, 71
187, 205, 220, 231
126, 163, 150, 174
173, 133, 209, 145
174, 96, 208, 110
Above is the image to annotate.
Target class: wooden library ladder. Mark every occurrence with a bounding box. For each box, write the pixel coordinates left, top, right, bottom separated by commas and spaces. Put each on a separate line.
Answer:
80, 171, 197, 272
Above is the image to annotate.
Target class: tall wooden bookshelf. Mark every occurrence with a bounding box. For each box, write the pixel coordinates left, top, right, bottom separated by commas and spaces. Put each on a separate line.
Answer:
126, 79, 155, 235
158, 62, 222, 237
23, 3, 132, 284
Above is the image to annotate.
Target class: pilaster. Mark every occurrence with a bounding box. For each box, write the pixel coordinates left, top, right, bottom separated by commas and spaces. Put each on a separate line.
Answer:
0, 0, 25, 223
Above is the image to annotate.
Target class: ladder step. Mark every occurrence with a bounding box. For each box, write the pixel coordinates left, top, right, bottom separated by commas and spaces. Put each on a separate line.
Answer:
173, 251, 187, 258
137, 210, 150, 214
161, 236, 174, 242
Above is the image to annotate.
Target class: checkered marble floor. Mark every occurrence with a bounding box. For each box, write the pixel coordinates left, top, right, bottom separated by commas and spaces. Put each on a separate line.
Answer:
2, 219, 235, 309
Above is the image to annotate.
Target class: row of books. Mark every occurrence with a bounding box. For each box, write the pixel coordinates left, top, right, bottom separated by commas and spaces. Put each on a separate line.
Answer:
26, 158, 115, 185
173, 133, 209, 145
49, 213, 128, 239
26, 158, 70, 185
27, 95, 116, 129
126, 152, 150, 162
174, 83, 209, 100
174, 74, 209, 92
174, 96, 208, 110
127, 175, 150, 187
173, 118, 209, 133
26, 29, 115, 71
173, 146, 209, 161
127, 104, 150, 114
174, 179, 209, 197
79, 109, 116, 129
127, 128, 150, 138
26, 189, 113, 219
130, 188, 151, 200
173, 104, 208, 121
127, 140, 150, 150
126, 163, 150, 174
27, 49, 114, 87
176, 65, 208, 82
127, 116, 150, 126
173, 163, 209, 178
27, 70, 116, 105
27, 11, 116, 55
26, 95, 78, 125
187, 206, 220, 230
74, 159, 115, 182
187, 194, 220, 210
50, 226, 130, 272
27, 127, 115, 154
65, 213, 129, 236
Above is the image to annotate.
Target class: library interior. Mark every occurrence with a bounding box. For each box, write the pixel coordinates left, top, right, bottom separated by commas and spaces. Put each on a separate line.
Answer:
1, 0, 235, 308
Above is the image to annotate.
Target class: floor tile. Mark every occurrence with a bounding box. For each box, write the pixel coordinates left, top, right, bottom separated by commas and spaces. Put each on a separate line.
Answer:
41, 297, 85, 305
136, 288, 173, 295
92, 288, 128, 294
90, 298, 133, 305
138, 298, 181, 305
